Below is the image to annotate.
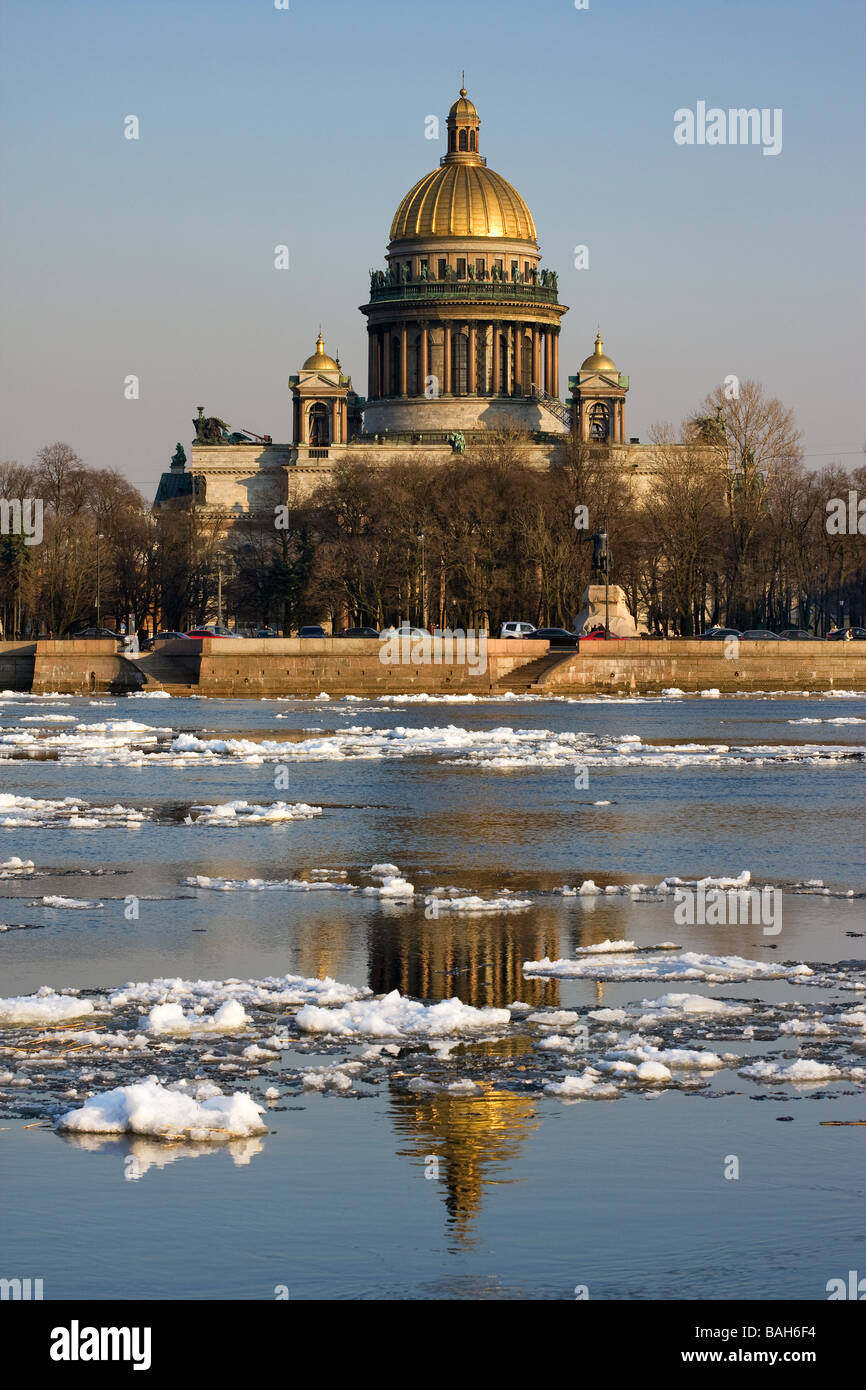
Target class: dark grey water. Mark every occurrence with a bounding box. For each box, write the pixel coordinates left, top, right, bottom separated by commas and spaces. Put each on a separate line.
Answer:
1, 690, 865, 1299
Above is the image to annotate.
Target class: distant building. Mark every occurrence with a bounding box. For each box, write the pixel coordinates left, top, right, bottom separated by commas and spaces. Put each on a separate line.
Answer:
155, 89, 680, 520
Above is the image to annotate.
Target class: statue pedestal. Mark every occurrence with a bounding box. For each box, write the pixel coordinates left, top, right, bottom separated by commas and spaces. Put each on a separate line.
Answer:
574, 584, 638, 637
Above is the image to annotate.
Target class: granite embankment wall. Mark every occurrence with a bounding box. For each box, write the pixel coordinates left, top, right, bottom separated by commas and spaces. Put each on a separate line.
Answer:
1, 637, 863, 696
144, 637, 544, 697
0, 641, 144, 694
535, 639, 866, 693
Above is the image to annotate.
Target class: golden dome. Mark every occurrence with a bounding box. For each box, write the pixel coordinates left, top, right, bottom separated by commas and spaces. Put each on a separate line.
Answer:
390, 163, 537, 242
448, 88, 478, 121
389, 87, 537, 243
581, 332, 618, 374
302, 332, 339, 371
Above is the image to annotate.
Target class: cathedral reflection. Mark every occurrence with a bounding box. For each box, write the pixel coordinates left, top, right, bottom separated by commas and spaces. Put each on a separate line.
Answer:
366, 905, 562, 1008
390, 1074, 539, 1245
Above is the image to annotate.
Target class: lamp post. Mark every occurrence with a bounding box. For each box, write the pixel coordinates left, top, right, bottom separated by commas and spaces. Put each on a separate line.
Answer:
417, 531, 426, 626
95, 532, 105, 628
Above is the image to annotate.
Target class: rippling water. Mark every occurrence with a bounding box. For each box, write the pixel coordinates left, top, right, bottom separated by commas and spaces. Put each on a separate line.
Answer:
1, 689, 864, 1299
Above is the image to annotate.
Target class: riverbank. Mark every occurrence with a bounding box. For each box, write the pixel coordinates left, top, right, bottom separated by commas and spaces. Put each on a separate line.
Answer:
1, 636, 863, 697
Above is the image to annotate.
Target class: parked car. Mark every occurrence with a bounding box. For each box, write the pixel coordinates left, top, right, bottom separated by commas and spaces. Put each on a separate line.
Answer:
826, 627, 866, 641
337, 627, 380, 639
581, 625, 625, 641
155, 630, 192, 642
186, 625, 239, 639
255, 628, 280, 638
500, 621, 536, 639
379, 625, 428, 640
739, 630, 782, 641
780, 629, 818, 640
527, 627, 581, 648
298, 625, 328, 639
699, 627, 742, 640
70, 627, 121, 641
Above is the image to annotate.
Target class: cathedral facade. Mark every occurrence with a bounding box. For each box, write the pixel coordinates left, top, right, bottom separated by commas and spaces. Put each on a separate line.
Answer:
155, 88, 652, 519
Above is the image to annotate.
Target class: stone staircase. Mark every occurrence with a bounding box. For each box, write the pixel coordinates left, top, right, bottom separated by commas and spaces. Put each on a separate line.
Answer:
494, 648, 578, 692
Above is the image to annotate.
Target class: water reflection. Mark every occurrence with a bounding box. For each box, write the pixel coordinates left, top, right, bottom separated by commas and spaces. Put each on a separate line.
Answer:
366, 907, 562, 1008
57, 1130, 265, 1175
390, 1073, 539, 1245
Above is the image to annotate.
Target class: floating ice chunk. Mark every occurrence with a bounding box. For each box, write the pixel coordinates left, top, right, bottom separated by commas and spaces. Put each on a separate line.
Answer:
574, 939, 636, 954
369, 863, 401, 878
296, 989, 511, 1038
635, 1060, 672, 1083
57, 1077, 267, 1138
545, 1068, 621, 1099
524, 950, 812, 983
526, 1010, 580, 1027
142, 1000, 249, 1035
186, 800, 322, 824
0, 989, 95, 1026
701, 689, 721, 698
302, 1067, 354, 1091
40, 896, 104, 910
635, 993, 741, 1017
362, 875, 415, 898
426, 892, 533, 913
738, 1059, 846, 1084
0, 857, 34, 874
185, 874, 353, 893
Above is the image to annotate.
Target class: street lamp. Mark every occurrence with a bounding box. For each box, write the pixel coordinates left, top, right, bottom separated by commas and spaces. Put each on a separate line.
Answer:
417, 532, 426, 626
95, 532, 105, 628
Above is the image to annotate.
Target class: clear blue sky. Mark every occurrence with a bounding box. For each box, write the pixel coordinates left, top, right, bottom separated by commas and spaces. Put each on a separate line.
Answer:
1, 0, 863, 497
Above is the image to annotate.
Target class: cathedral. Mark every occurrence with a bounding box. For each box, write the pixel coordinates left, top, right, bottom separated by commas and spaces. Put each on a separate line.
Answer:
155, 87, 652, 518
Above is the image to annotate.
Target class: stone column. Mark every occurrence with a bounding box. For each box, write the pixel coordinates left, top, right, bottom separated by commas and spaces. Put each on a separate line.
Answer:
400, 324, 408, 396
468, 322, 477, 394
368, 332, 378, 400
443, 323, 451, 394
420, 324, 429, 394
532, 326, 541, 393
492, 324, 501, 395
552, 331, 560, 399
383, 329, 391, 398
542, 329, 551, 395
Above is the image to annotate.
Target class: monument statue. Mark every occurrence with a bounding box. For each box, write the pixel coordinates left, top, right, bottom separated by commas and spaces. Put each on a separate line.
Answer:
448, 431, 466, 455
171, 443, 186, 468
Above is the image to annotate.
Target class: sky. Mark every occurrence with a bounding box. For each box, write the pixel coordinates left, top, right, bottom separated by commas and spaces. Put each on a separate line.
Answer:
0, 0, 863, 501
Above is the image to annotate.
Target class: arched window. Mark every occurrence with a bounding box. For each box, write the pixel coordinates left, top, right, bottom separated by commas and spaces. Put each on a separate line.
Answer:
449, 130, 456, 152
589, 402, 610, 441
308, 402, 329, 446
469, 131, 476, 151
458, 129, 468, 151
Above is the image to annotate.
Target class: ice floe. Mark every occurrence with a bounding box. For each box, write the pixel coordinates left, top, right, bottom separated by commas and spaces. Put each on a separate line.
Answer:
296, 989, 511, 1038
57, 1078, 267, 1139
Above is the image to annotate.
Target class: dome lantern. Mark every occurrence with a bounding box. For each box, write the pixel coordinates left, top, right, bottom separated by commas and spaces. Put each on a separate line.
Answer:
445, 78, 482, 161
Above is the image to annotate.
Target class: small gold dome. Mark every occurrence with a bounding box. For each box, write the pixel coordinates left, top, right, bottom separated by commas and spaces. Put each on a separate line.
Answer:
302, 332, 339, 371
390, 163, 537, 242
448, 89, 478, 121
581, 332, 618, 374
